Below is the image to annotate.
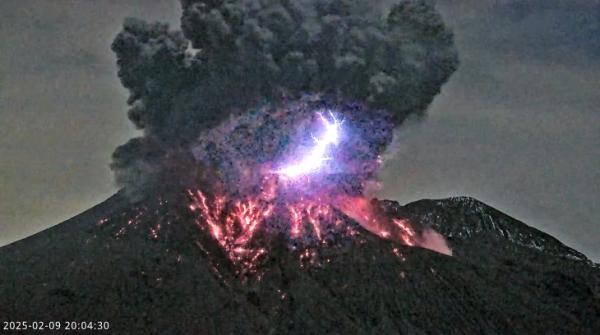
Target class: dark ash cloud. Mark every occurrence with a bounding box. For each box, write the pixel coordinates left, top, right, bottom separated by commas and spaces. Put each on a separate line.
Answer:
110, 0, 458, 198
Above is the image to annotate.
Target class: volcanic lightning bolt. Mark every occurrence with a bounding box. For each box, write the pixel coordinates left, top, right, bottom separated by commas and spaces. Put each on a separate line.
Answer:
276, 111, 342, 178
181, 107, 452, 275
107, 104, 451, 276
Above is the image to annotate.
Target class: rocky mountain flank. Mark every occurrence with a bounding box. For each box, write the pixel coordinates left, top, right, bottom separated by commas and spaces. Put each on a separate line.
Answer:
1, 193, 598, 334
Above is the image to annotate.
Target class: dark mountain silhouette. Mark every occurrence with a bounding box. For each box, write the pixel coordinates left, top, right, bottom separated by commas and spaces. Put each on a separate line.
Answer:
1, 193, 598, 334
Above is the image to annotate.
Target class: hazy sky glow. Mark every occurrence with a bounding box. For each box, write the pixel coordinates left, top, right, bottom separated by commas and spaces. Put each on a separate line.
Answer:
1, 0, 598, 260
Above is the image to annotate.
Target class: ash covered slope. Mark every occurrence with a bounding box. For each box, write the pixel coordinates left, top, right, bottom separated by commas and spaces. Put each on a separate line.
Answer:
1, 195, 599, 334
389, 197, 593, 263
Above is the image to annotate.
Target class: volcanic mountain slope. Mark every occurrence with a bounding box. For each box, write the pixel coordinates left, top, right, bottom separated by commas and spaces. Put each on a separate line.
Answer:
1, 193, 598, 334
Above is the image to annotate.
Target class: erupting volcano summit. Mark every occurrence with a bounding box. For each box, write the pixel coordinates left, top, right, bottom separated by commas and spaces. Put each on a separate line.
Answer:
106, 0, 459, 269
185, 96, 452, 274
2, 1, 598, 334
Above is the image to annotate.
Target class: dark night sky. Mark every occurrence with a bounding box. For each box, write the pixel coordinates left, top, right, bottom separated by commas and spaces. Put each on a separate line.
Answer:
1, 1, 599, 260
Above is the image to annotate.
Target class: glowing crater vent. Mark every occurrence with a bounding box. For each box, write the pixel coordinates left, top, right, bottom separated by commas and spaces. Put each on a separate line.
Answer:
277, 111, 342, 178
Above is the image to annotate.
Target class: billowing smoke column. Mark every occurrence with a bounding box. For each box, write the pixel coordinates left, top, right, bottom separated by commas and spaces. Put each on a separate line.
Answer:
110, 0, 458, 270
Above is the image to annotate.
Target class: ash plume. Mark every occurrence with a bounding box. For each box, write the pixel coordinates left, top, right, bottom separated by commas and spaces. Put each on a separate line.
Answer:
111, 0, 458, 199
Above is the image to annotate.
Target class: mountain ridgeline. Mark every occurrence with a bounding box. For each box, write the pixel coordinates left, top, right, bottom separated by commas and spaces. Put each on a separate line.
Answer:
0, 194, 598, 334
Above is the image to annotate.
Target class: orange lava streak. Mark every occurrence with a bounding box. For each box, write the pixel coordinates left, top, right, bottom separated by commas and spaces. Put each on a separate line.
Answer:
231, 200, 273, 246
188, 190, 224, 243
286, 200, 334, 241
393, 218, 416, 246
333, 196, 417, 247
188, 190, 273, 271
289, 206, 303, 238
188, 188, 452, 272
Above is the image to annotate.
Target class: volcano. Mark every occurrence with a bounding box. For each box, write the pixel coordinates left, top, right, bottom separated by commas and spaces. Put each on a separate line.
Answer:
3, 0, 598, 333
1, 193, 598, 334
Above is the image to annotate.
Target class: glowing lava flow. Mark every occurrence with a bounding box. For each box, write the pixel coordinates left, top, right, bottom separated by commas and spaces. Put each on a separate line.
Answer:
188, 189, 346, 272
286, 199, 336, 241
333, 196, 417, 246
183, 109, 451, 273
277, 111, 342, 178
187, 188, 436, 273
188, 190, 273, 272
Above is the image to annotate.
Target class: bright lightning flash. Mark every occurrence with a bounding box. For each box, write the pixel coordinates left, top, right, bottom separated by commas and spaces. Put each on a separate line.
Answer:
277, 111, 342, 178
